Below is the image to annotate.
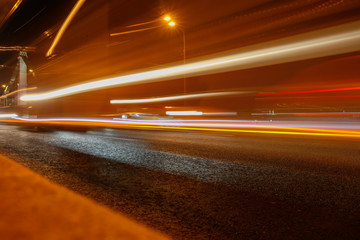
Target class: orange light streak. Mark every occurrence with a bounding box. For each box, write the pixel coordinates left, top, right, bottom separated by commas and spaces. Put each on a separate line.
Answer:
138, 126, 360, 138
2, 118, 360, 139
0, 0, 22, 28
125, 19, 158, 28
0, 46, 35, 51
46, 0, 86, 57
0, 87, 37, 99
110, 26, 160, 37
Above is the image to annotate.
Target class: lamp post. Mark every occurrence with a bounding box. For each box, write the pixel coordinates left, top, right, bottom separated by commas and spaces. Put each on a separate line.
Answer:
164, 17, 187, 95
110, 15, 187, 94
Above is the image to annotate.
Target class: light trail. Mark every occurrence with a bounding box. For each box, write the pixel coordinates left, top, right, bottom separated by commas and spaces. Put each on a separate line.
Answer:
3, 117, 360, 138
110, 91, 241, 104
202, 112, 237, 116
257, 86, 360, 96
255, 95, 360, 101
166, 111, 203, 116
0, 46, 36, 51
0, 114, 17, 118
252, 112, 360, 116
110, 26, 160, 36
0, 87, 37, 99
125, 19, 159, 28
0, 0, 22, 29
46, 0, 86, 57
294, 113, 360, 116
143, 126, 360, 138
21, 20, 360, 101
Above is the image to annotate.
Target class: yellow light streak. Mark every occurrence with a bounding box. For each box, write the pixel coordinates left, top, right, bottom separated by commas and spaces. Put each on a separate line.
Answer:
110, 26, 160, 36
143, 126, 360, 138
126, 19, 158, 28
0, 46, 35, 51
0, 0, 22, 29
0, 87, 37, 99
10, 118, 360, 136
46, 0, 86, 57
22, 20, 360, 101
2, 118, 360, 138
110, 91, 241, 104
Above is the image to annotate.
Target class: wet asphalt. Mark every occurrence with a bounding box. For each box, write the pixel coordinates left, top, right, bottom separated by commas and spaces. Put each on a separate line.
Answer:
0, 124, 359, 239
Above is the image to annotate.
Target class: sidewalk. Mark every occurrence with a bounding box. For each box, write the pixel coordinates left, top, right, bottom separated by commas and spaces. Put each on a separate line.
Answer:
0, 154, 170, 240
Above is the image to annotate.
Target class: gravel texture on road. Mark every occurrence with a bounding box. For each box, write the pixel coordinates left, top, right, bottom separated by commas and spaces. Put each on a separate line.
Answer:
0, 125, 359, 239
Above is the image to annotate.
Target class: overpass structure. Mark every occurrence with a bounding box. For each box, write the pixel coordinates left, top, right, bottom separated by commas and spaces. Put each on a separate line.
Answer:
0, 50, 31, 110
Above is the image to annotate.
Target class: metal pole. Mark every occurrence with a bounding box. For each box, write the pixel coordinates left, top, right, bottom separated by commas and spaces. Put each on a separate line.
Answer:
181, 29, 186, 95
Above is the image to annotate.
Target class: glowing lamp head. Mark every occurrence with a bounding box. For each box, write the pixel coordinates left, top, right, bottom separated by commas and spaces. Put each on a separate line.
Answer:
164, 16, 171, 21
168, 21, 175, 26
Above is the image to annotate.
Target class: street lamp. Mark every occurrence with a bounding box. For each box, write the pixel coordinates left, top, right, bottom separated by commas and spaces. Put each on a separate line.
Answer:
165, 19, 185, 64
165, 17, 187, 94
110, 15, 175, 36
110, 15, 187, 94
110, 14, 186, 66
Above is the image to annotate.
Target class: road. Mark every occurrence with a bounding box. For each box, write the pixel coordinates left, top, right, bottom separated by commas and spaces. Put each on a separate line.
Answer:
0, 124, 359, 239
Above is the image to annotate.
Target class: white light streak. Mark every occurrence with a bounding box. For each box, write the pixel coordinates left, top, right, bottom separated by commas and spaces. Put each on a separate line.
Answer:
110, 91, 241, 104
202, 112, 237, 116
0, 113, 17, 118
21, 20, 360, 101
166, 111, 203, 116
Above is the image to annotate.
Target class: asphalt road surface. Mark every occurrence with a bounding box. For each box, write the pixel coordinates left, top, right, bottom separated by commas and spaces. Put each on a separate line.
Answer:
0, 124, 359, 239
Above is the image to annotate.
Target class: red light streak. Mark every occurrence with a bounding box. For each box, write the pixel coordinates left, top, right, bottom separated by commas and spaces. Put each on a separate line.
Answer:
255, 95, 360, 102
294, 113, 360, 116
257, 86, 360, 96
